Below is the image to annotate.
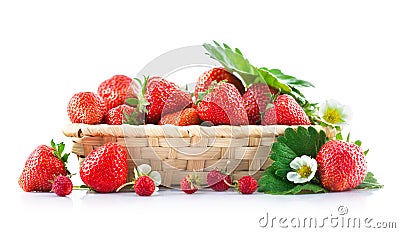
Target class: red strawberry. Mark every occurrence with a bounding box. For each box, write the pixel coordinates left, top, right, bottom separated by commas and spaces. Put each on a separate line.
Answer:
316, 140, 367, 192
105, 104, 142, 125
80, 142, 128, 193
134, 176, 155, 196
67, 92, 106, 125
207, 169, 232, 191
180, 173, 201, 194
52, 175, 73, 197
18, 141, 69, 192
97, 75, 134, 111
159, 108, 200, 126
235, 176, 258, 194
196, 82, 248, 126
194, 67, 245, 99
243, 83, 278, 125
145, 77, 192, 124
262, 94, 311, 125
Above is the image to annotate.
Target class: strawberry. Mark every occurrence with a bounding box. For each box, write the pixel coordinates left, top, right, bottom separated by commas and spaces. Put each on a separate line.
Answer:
194, 67, 245, 99
159, 108, 200, 126
104, 104, 142, 125
316, 140, 367, 192
207, 169, 232, 191
67, 92, 106, 125
180, 173, 201, 194
134, 176, 155, 196
144, 77, 192, 124
196, 82, 248, 126
234, 176, 258, 194
243, 83, 278, 124
52, 175, 73, 197
97, 75, 134, 111
261, 94, 311, 125
80, 142, 128, 193
18, 140, 69, 192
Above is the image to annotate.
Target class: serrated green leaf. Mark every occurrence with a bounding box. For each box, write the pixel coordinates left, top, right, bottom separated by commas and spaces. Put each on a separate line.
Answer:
258, 167, 296, 193
354, 140, 362, 147
285, 183, 328, 194
355, 172, 383, 189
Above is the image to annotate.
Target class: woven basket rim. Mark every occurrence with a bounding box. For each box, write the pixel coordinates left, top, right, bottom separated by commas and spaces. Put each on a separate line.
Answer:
63, 123, 334, 138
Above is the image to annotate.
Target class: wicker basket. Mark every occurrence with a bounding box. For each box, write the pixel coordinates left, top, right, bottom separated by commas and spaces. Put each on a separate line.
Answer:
63, 124, 334, 187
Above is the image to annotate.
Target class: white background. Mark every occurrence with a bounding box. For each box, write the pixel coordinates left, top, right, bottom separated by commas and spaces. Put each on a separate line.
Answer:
1, 0, 399, 232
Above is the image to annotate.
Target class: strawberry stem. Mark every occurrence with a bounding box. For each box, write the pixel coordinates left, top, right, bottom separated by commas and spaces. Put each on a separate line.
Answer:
116, 181, 135, 192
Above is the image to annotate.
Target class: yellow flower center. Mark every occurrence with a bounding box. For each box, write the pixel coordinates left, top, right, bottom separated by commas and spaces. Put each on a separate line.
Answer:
323, 108, 342, 124
298, 165, 312, 178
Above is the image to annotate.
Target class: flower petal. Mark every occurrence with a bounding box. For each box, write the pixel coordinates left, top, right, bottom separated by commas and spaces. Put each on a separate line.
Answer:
149, 171, 162, 186
287, 172, 301, 182
289, 157, 303, 169
137, 164, 152, 175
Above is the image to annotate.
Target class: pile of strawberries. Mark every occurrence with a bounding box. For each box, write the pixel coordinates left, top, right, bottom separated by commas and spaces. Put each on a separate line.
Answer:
67, 67, 311, 127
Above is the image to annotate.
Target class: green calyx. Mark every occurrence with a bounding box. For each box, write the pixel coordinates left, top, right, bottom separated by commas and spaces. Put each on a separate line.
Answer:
195, 80, 219, 105
186, 173, 201, 190
50, 140, 71, 175
123, 76, 150, 125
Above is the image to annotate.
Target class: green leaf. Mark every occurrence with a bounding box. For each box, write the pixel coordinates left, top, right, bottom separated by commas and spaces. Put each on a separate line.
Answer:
126, 98, 139, 106
50, 140, 56, 150
364, 149, 370, 156
336, 132, 343, 140
277, 126, 328, 159
355, 172, 383, 189
258, 167, 296, 193
354, 140, 362, 147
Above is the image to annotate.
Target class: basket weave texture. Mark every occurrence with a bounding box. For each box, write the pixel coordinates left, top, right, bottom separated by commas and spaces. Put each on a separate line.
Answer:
63, 124, 334, 187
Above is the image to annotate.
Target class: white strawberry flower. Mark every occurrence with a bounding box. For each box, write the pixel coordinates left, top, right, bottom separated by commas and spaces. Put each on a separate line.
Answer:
286, 155, 317, 184
136, 164, 162, 187
319, 99, 352, 126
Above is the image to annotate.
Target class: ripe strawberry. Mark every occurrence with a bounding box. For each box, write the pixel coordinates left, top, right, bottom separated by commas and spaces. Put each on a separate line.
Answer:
243, 83, 278, 124
196, 82, 248, 126
235, 176, 258, 194
18, 140, 69, 192
316, 140, 367, 192
144, 77, 192, 124
105, 104, 140, 125
97, 75, 134, 111
80, 142, 128, 193
159, 108, 200, 126
134, 176, 155, 196
67, 92, 106, 125
180, 173, 201, 194
52, 175, 73, 197
262, 94, 311, 125
194, 67, 245, 99
207, 169, 232, 191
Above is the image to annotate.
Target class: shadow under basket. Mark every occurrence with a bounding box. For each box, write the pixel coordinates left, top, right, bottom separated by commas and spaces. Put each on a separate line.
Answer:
63, 124, 335, 188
